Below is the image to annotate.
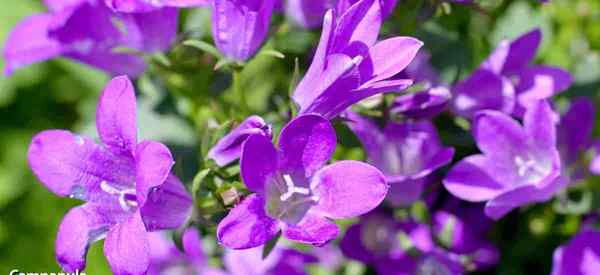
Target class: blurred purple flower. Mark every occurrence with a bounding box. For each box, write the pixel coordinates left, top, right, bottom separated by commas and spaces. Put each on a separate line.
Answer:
444, 100, 567, 220
344, 111, 454, 206
211, 0, 275, 61
591, 142, 600, 175
557, 98, 596, 181
207, 115, 272, 167
217, 114, 388, 249
28, 76, 193, 274
224, 245, 318, 275
292, 0, 422, 119
451, 29, 572, 118
340, 212, 464, 275
4, 0, 178, 76
148, 228, 225, 275
286, 0, 397, 28
105, 0, 209, 12
551, 230, 600, 275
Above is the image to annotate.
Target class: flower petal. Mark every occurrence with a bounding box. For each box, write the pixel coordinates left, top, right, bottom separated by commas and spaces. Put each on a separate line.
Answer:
523, 100, 557, 156
472, 110, 528, 161
283, 213, 339, 246
339, 223, 375, 263
558, 98, 595, 164
104, 211, 150, 275
96, 76, 138, 158
217, 194, 280, 249
311, 160, 388, 219
182, 228, 207, 267
344, 111, 385, 168
386, 177, 428, 207
240, 134, 278, 194
451, 69, 514, 118
28, 130, 135, 200
120, 8, 179, 53
56, 203, 116, 272
391, 86, 451, 119
279, 114, 336, 179
3, 13, 63, 75
135, 141, 174, 206
443, 155, 507, 202
332, 0, 382, 51
208, 115, 272, 167
501, 28, 542, 75
360, 37, 423, 84
140, 175, 192, 231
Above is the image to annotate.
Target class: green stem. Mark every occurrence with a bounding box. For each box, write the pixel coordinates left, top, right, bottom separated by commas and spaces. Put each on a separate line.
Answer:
232, 68, 248, 114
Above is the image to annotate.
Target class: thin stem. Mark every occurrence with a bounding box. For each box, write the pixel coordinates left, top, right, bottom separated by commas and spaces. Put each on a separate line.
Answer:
232, 68, 248, 114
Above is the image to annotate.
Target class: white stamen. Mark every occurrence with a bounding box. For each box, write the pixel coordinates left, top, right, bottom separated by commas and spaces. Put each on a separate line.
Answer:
100, 181, 138, 211
280, 174, 310, 201
515, 156, 547, 177
100, 181, 121, 195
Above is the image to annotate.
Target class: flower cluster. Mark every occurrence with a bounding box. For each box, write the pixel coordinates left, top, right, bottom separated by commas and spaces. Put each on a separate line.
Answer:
6, 0, 599, 274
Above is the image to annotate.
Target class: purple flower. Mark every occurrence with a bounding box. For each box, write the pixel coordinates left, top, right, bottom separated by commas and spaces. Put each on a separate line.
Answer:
390, 87, 451, 119
591, 143, 600, 175
207, 115, 272, 167
344, 111, 454, 206
557, 98, 596, 181
451, 29, 572, 118
551, 230, 600, 275
286, 0, 397, 28
28, 76, 193, 274
105, 0, 209, 12
292, 0, 422, 119
224, 245, 318, 275
443, 100, 567, 220
217, 114, 388, 249
340, 212, 464, 275
4, 0, 177, 76
148, 228, 225, 275
211, 0, 275, 61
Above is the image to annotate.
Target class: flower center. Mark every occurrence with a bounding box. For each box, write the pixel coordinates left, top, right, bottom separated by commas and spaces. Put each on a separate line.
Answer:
100, 181, 138, 212
416, 256, 451, 275
266, 173, 319, 224
514, 155, 550, 183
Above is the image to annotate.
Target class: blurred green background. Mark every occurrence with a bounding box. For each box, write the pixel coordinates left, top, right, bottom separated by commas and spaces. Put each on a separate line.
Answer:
0, 0, 598, 274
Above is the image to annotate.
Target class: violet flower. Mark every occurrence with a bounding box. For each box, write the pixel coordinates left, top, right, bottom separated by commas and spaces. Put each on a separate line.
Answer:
148, 228, 225, 275
207, 115, 272, 167
551, 229, 600, 275
211, 0, 276, 61
591, 143, 600, 175
443, 100, 567, 220
224, 245, 318, 275
217, 114, 388, 249
292, 0, 422, 119
4, 0, 178, 76
557, 98, 596, 182
286, 0, 397, 28
451, 29, 572, 118
28, 76, 193, 274
345, 111, 454, 206
105, 0, 209, 12
340, 212, 464, 275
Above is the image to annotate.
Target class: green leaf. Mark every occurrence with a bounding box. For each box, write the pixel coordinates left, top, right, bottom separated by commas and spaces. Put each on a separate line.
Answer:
259, 49, 286, 59
192, 168, 211, 201
182, 39, 223, 59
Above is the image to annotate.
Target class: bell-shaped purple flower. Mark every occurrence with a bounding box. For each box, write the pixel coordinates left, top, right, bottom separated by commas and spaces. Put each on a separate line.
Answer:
443, 100, 567, 220
207, 115, 272, 167
105, 0, 209, 12
217, 114, 388, 249
292, 0, 422, 119
28, 76, 193, 274
224, 245, 318, 275
211, 0, 275, 61
286, 0, 397, 28
4, 0, 178, 76
451, 29, 572, 118
345, 111, 454, 206
551, 230, 600, 275
557, 98, 596, 182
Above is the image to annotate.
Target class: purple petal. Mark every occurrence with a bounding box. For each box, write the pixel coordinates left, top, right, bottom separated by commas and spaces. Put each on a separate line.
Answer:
481, 40, 510, 74
55, 203, 115, 272
501, 28, 542, 75
311, 160, 388, 219
339, 224, 375, 263
217, 194, 280, 249
211, 0, 275, 61
386, 177, 428, 207
523, 100, 557, 156
135, 141, 174, 206
451, 69, 515, 118
484, 175, 566, 219
28, 130, 135, 200
285, 0, 332, 28
279, 114, 336, 179
443, 155, 506, 202
332, 0, 382, 51
104, 212, 150, 275
590, 149, 600, 175
182, 228, 207, 267
390, 86, 451, 119
105, 0, 210, 12
3, 14, 63, 75
240, 134, 278, 194
552, 230, 600, 275
343, 111, 384, 167
121, 8, 179, 53
360, 37, 423, 84
96, 76, 137, 158
283, 212, 339, 246
514, 66, 573, 116
140, 175, 192, 231
472, 110, 528, 162
558, 98, 595, 164
208, 115, 272, 167
44, 0, 86, 12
